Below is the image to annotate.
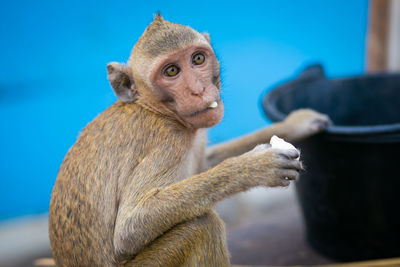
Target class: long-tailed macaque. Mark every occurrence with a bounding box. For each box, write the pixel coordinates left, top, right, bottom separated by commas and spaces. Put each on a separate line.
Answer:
49, 14, 331, 266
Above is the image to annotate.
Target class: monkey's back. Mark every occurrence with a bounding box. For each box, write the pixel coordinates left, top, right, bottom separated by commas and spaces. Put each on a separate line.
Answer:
49, 102, 188, 266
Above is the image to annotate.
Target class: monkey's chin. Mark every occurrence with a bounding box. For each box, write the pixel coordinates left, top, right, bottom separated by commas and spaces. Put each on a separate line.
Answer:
185, 102, 224, 129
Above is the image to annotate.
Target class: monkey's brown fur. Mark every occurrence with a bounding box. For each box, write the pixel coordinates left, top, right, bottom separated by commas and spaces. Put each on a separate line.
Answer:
49, 15, 330, 267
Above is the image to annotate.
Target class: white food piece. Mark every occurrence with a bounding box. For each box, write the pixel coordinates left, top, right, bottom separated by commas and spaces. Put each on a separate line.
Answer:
270, 135, 299, 160
208, 101, 218, 108
270, 135, 296, 150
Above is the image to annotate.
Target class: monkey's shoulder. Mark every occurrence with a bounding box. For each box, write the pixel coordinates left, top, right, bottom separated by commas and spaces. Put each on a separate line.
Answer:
67, 102, 194, 160
79, 102, 181, 139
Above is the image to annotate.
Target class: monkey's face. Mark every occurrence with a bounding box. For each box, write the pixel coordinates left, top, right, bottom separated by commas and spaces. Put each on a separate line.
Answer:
150, 44, 224, 129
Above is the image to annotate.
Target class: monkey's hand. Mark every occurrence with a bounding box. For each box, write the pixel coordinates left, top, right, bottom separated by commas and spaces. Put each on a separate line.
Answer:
282, 109, 332, 141
232, 144, 303, 188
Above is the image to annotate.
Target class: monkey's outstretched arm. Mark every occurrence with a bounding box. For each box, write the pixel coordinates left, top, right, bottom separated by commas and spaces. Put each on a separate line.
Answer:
206, 109, 331, 168
113, 146, 301, 260
206, 122, 288, 168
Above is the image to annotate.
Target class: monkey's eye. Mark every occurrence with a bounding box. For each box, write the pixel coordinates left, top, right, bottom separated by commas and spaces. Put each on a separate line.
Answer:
164, 65, 180, 77
192, 52, 205, 65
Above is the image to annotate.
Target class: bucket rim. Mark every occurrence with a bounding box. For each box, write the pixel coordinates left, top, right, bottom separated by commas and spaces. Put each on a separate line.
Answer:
262, 71, 400, 136
265, 103, 400, 135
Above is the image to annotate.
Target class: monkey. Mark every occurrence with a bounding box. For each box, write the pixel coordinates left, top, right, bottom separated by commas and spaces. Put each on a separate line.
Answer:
49, 14, 331, 267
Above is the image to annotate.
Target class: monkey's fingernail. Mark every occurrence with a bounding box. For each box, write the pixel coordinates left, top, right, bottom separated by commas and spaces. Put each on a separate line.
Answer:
208, 101, 218, 108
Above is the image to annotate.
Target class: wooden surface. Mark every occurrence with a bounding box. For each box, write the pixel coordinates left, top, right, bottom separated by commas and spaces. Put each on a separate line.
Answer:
232, 257, 400, 266
226, 192, 332, 266
367, 0, 390, 72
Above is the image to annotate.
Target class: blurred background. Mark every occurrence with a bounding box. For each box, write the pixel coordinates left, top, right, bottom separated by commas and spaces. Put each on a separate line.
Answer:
2, 0, 398, 266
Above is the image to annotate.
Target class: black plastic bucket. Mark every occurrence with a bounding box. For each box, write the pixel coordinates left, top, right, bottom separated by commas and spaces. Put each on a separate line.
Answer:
262, 65, 400, 261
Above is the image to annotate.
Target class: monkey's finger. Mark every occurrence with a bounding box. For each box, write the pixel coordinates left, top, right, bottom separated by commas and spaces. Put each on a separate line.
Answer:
321, 114, 333, 125
311, 115, 333, 131
267, 177, 291, 187
274, 148, 300, 160
278, 179, 291, 187
277, 169, 300, 181
276, 159, 304, 171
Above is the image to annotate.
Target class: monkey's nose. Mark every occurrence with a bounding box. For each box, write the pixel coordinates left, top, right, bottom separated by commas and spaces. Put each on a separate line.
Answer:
191, 86, 206, 96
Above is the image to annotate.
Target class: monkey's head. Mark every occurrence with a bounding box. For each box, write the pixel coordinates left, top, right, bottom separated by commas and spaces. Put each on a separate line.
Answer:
107, 14, 223, 129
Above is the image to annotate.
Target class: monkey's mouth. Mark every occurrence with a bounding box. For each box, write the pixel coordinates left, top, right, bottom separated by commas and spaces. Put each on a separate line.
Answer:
188, 100, 219, 117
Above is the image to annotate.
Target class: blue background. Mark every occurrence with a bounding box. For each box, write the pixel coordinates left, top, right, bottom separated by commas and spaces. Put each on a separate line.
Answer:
0, 0, 368, 220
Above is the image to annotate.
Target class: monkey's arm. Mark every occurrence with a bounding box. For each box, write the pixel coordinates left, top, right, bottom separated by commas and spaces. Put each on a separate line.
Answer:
206, 122, 288, 168
113, 146, 301, 259
206, 109, 331, 168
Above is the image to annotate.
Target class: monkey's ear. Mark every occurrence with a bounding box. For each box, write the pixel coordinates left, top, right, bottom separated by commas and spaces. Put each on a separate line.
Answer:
107, 62, 138, 103
202, 33, 211, 43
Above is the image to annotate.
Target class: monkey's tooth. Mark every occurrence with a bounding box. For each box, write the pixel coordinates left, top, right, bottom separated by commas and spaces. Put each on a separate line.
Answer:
208, 101, 218, 108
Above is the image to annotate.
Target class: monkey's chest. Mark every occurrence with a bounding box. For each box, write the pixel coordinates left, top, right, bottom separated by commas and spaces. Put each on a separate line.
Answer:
177, 150, 201, 181
174, 129, 207, 181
